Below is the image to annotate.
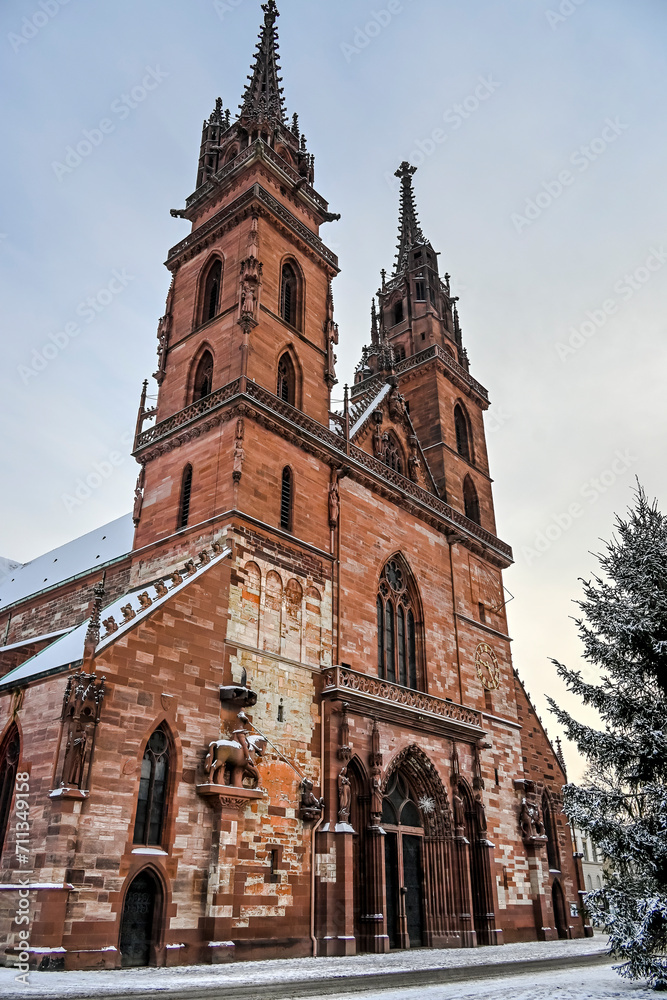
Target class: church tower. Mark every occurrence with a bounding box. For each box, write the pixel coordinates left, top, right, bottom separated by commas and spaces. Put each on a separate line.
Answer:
132, 0, 340, 559
353, 163, 495, 535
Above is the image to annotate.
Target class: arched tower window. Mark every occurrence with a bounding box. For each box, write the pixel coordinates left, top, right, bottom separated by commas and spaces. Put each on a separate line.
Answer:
454, 403, 473, 463
393, 300, 404, 326
0, 725, 20, 860
192, 350, 214, 402
377, 557, 423, 690
177, 465, 193, 529
280, 262, 300, 329
463, 475, 480, 525
280, 467, 293, 532
383, 433, 404, 475
277, 352, 296, 405
133, 727, 171, 847
543, 792, 560, 872
201, 259, 222, 324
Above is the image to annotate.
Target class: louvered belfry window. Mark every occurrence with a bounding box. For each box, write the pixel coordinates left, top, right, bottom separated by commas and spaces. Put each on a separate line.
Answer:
203, 259, 222, 323
280, 467, 293, 532
280, 263, 298, 328
277, 353, 296, 405
178, 465, 193, 529
377, 558, 420, 690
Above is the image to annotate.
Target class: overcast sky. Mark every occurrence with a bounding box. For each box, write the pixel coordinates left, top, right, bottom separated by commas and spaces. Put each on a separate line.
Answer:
1, 0, 666, 778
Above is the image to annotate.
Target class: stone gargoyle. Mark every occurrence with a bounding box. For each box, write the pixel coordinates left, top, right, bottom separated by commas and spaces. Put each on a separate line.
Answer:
204, 733, 267, 788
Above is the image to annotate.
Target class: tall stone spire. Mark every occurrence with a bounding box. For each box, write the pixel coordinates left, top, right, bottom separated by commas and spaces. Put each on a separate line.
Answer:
240, 1, 287, 124
394, 162, 429, 275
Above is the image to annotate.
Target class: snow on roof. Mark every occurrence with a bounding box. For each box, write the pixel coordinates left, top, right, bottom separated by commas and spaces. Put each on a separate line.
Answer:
349, 382, 391, 439
0, 514, 134, 612
0, 557, 22, 585
0, 544, 231, 691
0, 629, 72, 654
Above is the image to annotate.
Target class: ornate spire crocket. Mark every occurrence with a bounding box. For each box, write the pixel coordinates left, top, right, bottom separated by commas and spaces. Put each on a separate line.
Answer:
240, 0, 286, 125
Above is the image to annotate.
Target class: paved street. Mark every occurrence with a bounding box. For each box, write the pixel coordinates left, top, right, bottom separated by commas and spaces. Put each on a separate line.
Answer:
0, 937, 650, 1000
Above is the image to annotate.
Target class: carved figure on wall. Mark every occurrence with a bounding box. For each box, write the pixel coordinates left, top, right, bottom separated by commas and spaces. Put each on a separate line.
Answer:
408, 435, 420, 483
170, 571, 183, 587
154, 581, 168, 599
337, 765, 351, 823
137, 592, 152, 610
240, 278, 256, 317
120, 604, 135, 622
184, 560, 197, 576
337, 702, 351, 762
328, 473, 340, 529
371, 773, 383, 821
453, 789, 466, 836
132, 466, 145, 527
204, 714, 266, 788
58, 672, 105, 791
474, 792, 488, 835
299, 778, 324, 821
153, 277, 174, 386
233, 417, 245, 483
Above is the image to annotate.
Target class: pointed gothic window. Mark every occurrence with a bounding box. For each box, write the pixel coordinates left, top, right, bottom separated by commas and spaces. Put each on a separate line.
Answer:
178, 465, 193, 529
377, 557, 422, 690
383, 433, 404, 476
394, 300, 404, 325
202, 259, 222, 324
192, 350, 214, 402
133, 727, 170, 847
0, 725, 20, 860
280, 467, 293, 532
277, 352, 296, 405
463, 475, 481, 525
414, 274, 426, 301
280, 262, 299, 328
454, 403, 472, 462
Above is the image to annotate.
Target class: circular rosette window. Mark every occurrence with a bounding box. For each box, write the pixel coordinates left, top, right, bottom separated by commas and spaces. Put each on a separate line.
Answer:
475, 642, 501, 691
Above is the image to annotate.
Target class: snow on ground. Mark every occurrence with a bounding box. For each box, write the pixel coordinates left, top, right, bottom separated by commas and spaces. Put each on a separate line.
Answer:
0, 936, 613, 998
323, 964, 655, 1000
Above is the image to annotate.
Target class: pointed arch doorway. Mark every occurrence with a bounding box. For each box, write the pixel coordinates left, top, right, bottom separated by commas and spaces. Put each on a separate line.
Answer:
552, 879, 569, 939
119, 869, 163, 967
382, 771, 425, 948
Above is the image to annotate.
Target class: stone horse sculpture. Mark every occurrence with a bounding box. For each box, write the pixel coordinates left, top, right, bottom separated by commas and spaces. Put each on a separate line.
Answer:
204, 733, 266, 788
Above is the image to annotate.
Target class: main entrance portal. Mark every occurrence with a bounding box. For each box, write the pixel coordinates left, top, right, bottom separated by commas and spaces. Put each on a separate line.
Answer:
382, 771, 424, 948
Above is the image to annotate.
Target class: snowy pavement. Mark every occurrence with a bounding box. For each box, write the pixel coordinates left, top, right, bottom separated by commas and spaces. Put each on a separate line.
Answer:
319, 965, 655, 1000
0, 936, 616, 999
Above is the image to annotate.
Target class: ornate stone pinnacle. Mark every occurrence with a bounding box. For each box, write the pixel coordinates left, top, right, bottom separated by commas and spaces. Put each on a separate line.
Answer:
393, 161, 428, 276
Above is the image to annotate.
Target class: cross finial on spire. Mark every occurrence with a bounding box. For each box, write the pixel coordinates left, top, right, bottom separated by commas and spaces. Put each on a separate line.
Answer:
240, 1, 286, 124
394, 161, 428, 275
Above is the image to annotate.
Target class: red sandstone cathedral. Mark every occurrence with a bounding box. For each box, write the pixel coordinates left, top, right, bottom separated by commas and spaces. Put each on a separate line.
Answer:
0, 1, 588, 971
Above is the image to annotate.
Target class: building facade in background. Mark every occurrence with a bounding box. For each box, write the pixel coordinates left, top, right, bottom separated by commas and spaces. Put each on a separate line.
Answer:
0, 1, 589, 970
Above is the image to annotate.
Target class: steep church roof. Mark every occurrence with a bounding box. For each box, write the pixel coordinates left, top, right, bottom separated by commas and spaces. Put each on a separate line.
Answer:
0, 514, 133, 612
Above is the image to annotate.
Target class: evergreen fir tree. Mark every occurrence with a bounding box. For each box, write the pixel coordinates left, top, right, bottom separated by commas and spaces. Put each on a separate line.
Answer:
549, 486, 667, 989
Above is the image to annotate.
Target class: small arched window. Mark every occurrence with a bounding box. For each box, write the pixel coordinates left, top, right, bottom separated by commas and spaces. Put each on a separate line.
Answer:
0, 725, 20, 860
202, 259, 222, 324
280, 467, 293, 532
394, 300, 404, 326
463, 475, 480, 525
277, 352, 296, 406
377, 557, 422, 690
192, 350, 214, 402
280, 262, 299, 328
133, 727, 170, 847
178, 465, 193, 529
384, 433, 404, 475
454, 403, 472, 462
